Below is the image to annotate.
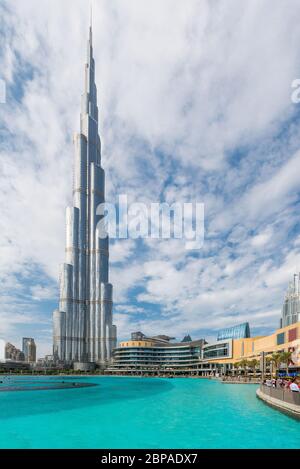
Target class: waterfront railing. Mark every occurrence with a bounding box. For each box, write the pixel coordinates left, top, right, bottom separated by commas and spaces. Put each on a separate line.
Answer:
260, 384, 300, 406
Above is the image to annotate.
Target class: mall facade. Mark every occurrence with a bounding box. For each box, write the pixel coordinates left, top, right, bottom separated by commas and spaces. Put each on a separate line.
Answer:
108, 322, 300, 376
109, 274, 300, 376
107, 332, 206, 375
201, 321, 300, 376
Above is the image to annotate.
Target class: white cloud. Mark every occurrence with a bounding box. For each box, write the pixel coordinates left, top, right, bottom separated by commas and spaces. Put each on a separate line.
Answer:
30, 285, 57, 301
110, 239, 136, 264
251, 228, 273, 247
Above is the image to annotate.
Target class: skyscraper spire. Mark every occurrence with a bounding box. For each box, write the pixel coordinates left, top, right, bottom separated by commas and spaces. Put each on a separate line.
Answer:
89, 4, 93, 45
53, 17, 117, 367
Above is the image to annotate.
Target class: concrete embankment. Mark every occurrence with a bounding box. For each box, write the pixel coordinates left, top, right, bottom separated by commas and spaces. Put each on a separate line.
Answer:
256, 386, 300, 419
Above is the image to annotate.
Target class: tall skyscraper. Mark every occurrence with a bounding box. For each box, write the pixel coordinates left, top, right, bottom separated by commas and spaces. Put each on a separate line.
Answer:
22, 337, 36, 363
53, 23, 117, 365
280, 273, 300, 328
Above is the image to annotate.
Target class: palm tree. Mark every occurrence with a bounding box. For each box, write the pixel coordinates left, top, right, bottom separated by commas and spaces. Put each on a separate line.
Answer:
248, 359, 259, 378
232, 362, 240, 376
239, 359, 249, 377
279, 351, 293, 378
270, 352, 281, 378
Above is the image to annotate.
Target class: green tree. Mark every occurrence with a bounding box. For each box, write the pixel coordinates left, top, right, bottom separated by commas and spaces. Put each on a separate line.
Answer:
232, 362, 240, 376
279, 351, 293, 377
238, 359, 249, 376
269, 352, 281, 378
248, 359, 259, 378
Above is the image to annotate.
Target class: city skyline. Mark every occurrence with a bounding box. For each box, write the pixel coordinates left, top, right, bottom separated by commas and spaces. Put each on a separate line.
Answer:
2, 1, 300, 357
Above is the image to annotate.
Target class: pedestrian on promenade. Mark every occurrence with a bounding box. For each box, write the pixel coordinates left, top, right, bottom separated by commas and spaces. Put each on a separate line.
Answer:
289, 379, 300, 392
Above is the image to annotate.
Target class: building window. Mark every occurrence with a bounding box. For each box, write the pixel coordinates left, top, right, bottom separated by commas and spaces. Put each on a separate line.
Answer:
277, 332, 285, 345
288, 328, 297, 342
203, 342, 229, 359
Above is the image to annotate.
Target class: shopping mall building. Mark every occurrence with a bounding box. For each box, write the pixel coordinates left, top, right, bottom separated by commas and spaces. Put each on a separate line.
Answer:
201, 321, 300, 376
107, 322, 300, 376
108, 274, 300, 376
107, 332, 206, 375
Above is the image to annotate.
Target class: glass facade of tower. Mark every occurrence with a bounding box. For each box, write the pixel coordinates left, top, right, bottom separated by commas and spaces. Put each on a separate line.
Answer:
22, 337, 36, 362
52, 26, 117, 365
281, 274, 300, 328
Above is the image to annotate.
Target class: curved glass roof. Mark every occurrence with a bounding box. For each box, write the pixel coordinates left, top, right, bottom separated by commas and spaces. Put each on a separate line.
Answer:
217, 322, 250, 341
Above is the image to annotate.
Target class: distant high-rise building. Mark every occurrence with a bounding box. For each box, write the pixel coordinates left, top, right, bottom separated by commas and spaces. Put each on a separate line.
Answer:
5, 343, 25, 362
281, 273, 300, 328
53, 20, 117, 365
22, 337, 36, 362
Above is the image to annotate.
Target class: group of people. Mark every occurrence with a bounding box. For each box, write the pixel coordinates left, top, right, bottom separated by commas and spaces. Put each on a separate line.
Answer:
263, 377, 300, 392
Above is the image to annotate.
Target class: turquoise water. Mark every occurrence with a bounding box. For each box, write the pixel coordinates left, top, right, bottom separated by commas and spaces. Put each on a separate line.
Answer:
0, 376, 299, 448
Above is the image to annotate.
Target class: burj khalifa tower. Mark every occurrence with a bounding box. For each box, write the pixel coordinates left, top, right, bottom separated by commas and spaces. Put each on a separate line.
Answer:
53, 23, 117, 365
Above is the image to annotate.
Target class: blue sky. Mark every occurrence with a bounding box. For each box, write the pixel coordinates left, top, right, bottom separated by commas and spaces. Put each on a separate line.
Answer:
1, 0, 300, 357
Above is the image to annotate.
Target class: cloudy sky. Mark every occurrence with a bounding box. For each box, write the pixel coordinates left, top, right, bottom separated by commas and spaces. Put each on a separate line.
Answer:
1, 0, 300, 357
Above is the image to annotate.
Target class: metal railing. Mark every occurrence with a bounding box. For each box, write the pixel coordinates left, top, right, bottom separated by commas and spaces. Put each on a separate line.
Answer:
260, 384, 300, 406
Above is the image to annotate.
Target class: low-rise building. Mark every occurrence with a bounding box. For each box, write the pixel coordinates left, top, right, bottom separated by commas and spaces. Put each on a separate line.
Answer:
109, 322, 300, 377
108, 332, 206, 375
